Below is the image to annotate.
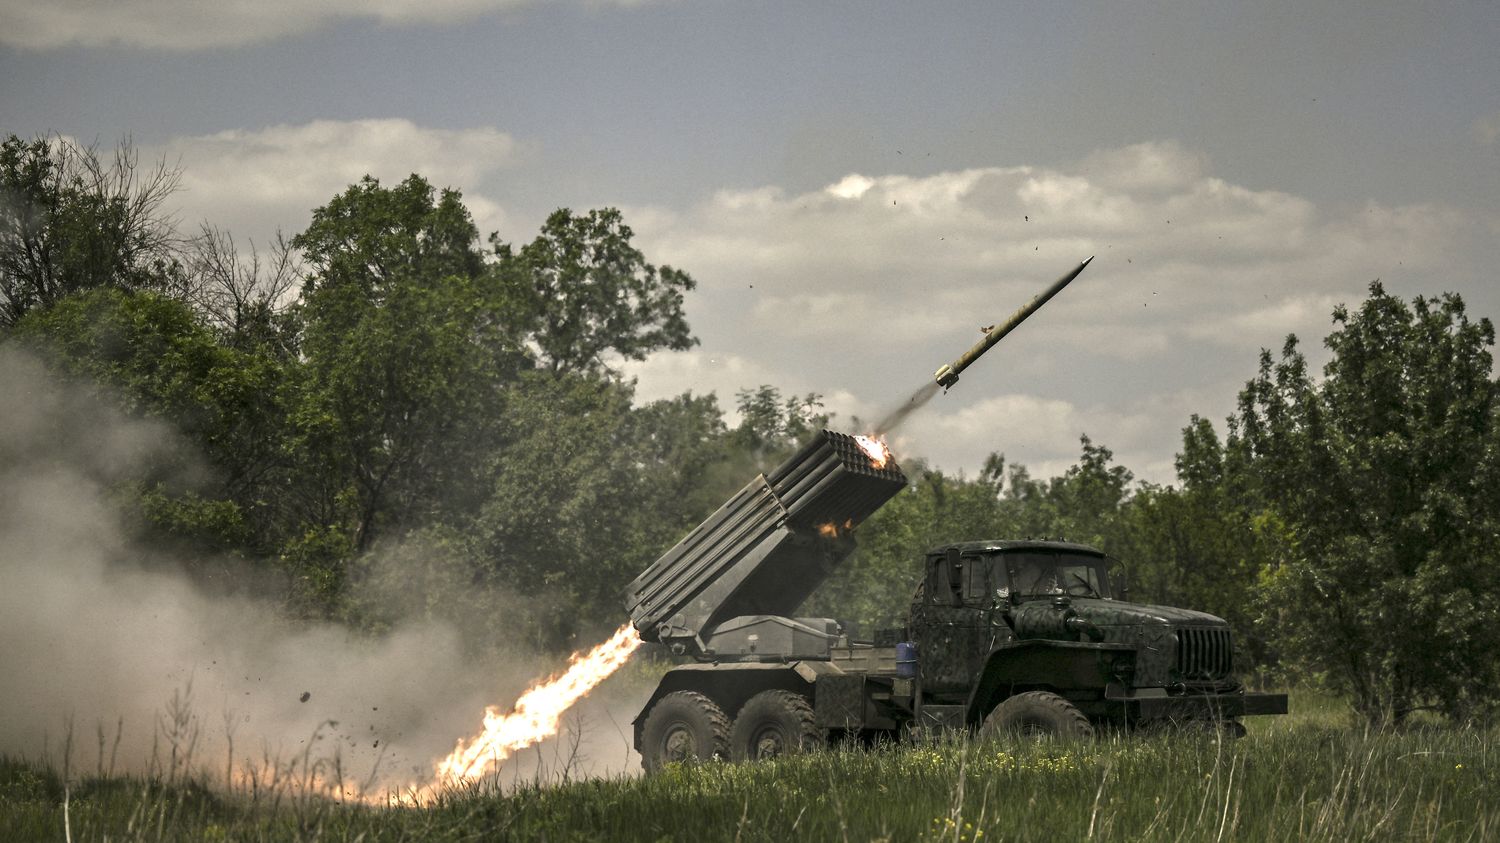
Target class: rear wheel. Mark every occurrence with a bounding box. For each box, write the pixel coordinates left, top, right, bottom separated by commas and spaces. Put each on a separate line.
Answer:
981, 691, 1095, 740
639, 691, 730, 773
730, 690, 822, 761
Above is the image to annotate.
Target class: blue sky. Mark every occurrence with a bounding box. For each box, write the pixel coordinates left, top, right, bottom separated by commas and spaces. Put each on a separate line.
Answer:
3, 0, 1498, 481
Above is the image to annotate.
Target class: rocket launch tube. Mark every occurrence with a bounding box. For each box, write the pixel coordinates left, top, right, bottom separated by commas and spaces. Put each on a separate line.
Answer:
934, 256, 1094, 388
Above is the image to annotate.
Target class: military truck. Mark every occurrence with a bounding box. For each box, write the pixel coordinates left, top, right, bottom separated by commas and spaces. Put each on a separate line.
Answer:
624, 429, 1287, 770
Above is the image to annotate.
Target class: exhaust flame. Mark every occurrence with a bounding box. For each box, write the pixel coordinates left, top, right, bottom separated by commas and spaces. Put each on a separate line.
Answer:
852, 434, 891, 469
431, 623, 643, 787
816, 518, 855, 538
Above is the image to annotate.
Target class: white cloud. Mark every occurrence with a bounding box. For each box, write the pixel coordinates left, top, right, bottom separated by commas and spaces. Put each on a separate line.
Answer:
622, 349, 780, 407
827, 174, 876, 200
621, 141, 1489, 483
897, 393, 1096, 479
892, 388, 1210, 486
620, 349, 876, 430
0, 0, 665, 50
157, 119, 517, 244
631, 141, 1466, 355
1181, 293, 1345, 345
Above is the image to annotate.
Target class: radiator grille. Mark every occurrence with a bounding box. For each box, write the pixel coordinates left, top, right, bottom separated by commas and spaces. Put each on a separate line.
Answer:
1176, 627, 1233, 680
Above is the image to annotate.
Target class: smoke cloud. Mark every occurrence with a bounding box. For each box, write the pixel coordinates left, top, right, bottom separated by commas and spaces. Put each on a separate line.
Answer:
0, 346, 647, 792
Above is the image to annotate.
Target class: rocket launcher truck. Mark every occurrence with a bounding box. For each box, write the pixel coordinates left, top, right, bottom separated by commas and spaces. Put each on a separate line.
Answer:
624, 263, 1286, 770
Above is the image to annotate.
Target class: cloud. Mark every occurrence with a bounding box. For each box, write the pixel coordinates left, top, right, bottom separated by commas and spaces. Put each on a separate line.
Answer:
158, 119, 518, 245
633, 141, 1466, 353
1, 0, 665, 50
891, 387, 1218, 486
620, 349, 874, 430
621, 349, 780, 407
1475, 112, 1500, 146
621, 141, 1488, 483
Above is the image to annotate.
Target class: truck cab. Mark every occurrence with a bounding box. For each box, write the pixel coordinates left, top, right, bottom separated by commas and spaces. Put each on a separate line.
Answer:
907, 541, 1283, 738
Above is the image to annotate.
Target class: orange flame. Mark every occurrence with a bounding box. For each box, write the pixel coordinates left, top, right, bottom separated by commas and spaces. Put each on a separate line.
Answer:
432, 623, 643, 786
853, 434, 891, 469
816, 518, 855, 538
211, 623, 643, 807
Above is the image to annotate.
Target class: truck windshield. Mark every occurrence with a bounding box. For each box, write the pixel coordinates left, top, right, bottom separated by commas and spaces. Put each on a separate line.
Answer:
1004, 552, 1114, 599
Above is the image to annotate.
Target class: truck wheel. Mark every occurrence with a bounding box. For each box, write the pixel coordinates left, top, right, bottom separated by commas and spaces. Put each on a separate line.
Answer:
730, 690, 822, 761
982, 691, 1094, 740
639, 691, 730, 773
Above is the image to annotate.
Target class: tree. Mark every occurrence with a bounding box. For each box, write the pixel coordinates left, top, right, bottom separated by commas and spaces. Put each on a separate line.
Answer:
460, 375, 734, 649
496, 207, 696, 375
726, 386, 826, 463
1036, 435, 1133, 548
0, 134, 180, 328
291, 175, 527, 558
1112, 420, 1279, 667
177, 224, 300, 353
11, 288, 291, 559
1232, 283, 1500, 724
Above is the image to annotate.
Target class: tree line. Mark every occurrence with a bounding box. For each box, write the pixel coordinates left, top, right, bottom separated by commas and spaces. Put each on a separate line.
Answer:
4, 134, 1497, 726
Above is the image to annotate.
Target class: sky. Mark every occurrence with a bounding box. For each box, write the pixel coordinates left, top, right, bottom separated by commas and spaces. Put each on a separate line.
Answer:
3, 0, 1498, 483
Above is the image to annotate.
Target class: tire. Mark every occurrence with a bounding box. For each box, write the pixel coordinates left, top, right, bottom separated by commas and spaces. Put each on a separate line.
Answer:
729, 690, 823, 762
639, 691, 730, 773
981, 691, 1095, 741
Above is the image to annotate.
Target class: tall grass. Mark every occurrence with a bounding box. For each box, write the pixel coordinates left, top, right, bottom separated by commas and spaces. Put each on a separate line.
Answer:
3, 692, 1495, 841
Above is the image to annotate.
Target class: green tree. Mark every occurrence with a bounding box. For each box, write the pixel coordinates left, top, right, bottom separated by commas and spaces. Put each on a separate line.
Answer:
724, 386, 827, 469
496, 207, 696, 375
0, 135, 180, 328
1113, 420, 1278, 667
1033, 435, 1133, 548
289, 177, 715, 626
1233, 283, 1500, 724
178, 224, 300, 354
463, 375, 732, 649
10, 288, 290, 558
291, 175, 528, 562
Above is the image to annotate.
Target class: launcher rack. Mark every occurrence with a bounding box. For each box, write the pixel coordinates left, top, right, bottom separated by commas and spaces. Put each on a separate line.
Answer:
625, 430, 907, 659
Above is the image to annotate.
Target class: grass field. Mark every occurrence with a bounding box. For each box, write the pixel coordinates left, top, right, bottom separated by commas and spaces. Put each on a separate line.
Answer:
2, 692, 1496, 842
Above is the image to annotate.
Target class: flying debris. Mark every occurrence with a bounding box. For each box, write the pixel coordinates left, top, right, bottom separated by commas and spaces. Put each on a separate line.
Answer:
933, 256, 1093, 389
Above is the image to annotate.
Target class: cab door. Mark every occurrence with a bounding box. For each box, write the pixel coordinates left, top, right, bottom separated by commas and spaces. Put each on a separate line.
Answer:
912, 550, 1010, 698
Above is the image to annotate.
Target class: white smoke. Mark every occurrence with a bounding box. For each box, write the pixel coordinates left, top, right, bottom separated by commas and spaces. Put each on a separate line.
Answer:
0, 345, 649, 792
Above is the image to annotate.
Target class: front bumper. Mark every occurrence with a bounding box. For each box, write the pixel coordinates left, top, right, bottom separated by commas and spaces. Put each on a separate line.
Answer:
1106, 684, 1289, 720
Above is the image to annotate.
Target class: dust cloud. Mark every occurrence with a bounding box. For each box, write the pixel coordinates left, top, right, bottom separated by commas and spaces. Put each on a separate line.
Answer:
0, 347, 649, 793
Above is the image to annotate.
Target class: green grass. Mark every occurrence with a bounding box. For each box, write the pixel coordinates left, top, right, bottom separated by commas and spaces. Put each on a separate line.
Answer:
3, 692, 1497, 841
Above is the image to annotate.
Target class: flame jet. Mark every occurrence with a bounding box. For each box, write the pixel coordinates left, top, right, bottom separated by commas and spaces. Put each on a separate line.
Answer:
933, 256, 1094, 389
